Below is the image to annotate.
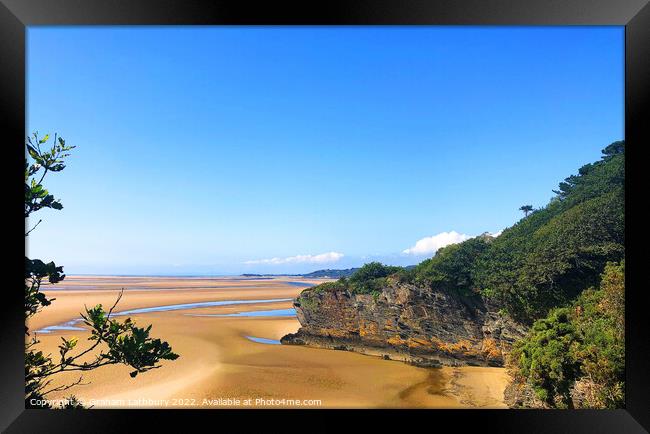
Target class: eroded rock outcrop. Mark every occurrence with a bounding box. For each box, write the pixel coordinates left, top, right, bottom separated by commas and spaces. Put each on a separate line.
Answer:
281, 279, 526, 367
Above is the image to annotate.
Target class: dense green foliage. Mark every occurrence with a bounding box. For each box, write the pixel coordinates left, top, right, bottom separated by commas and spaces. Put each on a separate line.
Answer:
413, 236, 491, 296
509, 261, 624, 408
474, 140, 624, 321
349, 262, 401, 285
25, 133, 178, 408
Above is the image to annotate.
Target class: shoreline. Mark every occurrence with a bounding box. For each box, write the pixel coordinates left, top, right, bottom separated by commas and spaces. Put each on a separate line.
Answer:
281, 331, 500, 368
30, 276, 509, 409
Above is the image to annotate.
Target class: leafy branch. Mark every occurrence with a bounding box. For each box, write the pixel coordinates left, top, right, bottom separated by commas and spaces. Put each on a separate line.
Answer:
25, 133, 178, 408
25, 132, 75, 219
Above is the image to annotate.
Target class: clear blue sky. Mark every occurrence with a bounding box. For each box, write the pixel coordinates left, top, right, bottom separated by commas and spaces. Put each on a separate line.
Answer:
27, 26, 624, 275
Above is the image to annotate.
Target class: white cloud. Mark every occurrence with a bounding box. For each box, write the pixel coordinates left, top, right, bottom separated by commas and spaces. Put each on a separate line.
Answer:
244, 251, 344, 265
489, 230, 503, 238
402, 231, 471, 256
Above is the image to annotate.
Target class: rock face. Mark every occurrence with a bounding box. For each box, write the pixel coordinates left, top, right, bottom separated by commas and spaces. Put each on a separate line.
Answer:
281, 279, 526, 367
503, 378, 548, 408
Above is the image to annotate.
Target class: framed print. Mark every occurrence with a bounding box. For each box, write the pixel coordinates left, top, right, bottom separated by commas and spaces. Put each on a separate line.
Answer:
1, 0, 648, 432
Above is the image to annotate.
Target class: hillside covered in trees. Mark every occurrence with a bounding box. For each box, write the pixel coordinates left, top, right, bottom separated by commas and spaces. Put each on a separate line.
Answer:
288, 140, 625, 408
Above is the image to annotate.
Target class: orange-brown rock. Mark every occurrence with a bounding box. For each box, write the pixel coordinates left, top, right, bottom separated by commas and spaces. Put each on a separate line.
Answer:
281, 281, 526, 367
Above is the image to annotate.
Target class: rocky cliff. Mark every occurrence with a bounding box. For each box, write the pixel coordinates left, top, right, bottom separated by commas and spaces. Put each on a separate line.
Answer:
281, 277, 526, 367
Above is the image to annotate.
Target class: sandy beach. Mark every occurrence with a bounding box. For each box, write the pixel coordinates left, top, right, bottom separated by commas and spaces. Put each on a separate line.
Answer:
30, 276, 509, 409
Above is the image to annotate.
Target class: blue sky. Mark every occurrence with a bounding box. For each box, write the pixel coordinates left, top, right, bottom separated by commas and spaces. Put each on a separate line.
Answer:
26, 26, 624, 275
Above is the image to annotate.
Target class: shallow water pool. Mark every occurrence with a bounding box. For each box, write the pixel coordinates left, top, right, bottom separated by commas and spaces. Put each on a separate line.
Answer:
186, 308, 296, 318
245, 336, 282, 345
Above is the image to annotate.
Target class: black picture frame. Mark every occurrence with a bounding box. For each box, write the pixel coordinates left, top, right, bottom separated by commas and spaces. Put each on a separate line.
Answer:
2, 0, 648, 432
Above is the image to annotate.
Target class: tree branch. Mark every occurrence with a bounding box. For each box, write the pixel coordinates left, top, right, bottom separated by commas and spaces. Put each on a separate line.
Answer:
25, 219, 43, 237
40, 376, 88, 396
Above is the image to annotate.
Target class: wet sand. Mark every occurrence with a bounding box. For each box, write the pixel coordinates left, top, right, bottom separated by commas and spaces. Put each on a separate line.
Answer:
30, 276, 509, 409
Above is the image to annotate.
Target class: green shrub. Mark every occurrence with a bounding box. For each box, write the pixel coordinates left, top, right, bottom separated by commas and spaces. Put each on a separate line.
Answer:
414, 236, 490, 295
349, 262, 401, 284
509, 261, 625, 408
